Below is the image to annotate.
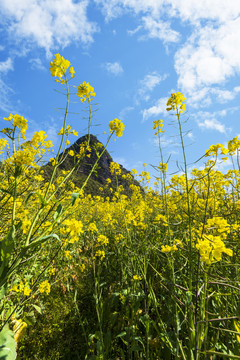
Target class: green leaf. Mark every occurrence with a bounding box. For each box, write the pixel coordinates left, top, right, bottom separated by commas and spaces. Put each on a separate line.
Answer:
116, 331, 127, 338
0, 325, 17, 360
186, 291, 192, 306
23, 233, 61, 251
0, 226, 15, 280
24, 191, 35, 205
32, 304, 42, 314
25, 192, 48, 207
53, 204, 63, 222
23, 311, 36, 326
0, 284, 6, 300
36, 192, 48, 207
116, 331, 128, 345
71, 192, 79, 206
0, 189, 13, 196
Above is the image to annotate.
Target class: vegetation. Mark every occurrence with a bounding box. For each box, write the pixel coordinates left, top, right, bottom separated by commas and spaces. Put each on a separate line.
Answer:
0, 54, 240, 360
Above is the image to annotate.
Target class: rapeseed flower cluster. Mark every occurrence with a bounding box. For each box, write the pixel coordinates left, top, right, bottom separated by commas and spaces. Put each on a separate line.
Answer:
77, 81, 96, 102
196, 235, 233, 265
10, 280, 31, 296
11, 316, 28, 343
50, 53, 74, 83
0, 138, 9, 154
109, 118, 125, 137
110, 161, 121, 175
97, 235, 109, 246
3, 113, 28, 139
39, 280, 51, 295
132, 275, 142, 281
166, 92, 186, 114
61, 218, 84, 243
158, 163, 168, 173
205, 143, 228, 157
95, 249, 105, 261
152, 119, 164, 135
228, 136, 240, 155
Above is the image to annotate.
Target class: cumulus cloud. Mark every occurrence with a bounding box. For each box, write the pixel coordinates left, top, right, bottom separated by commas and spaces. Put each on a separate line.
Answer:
199, 118, 226, 133
0, 78, 15, 113
211, 87, 240, 103
193, 110, 232, 134
175, 19, 240, 94
0, 0, 98, 55
29, 58, 46, 71
95, 0, 240, 24
0, 58, 13, 73
187, 86, 240, 108
95, 0, 180, 43
138, 72, 168, 101
119, 106, 134, 120
103, 61, 123, 75
95, 0, 240, 109
141, 16, 180, 43
127, 25, 142, 36
0, 58, 14, 112
142, 97, 168, 122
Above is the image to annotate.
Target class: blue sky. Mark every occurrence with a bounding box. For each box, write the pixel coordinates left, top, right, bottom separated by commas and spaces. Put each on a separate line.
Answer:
0, 0, 240, 182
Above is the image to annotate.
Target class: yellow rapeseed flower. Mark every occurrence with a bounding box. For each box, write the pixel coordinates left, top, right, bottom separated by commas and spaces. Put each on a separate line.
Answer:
77, 81, 96, 102
133, 275, 142, 281
39, 280, 51, 295
12, 317, 27, 343
166, 92, 186, 114
4, 113, 28, 139
50, 54, 71, 82
109, 118, 125, 137
68, 150, 75, 156
0, 138, 9, 154
97, 234, 109, 246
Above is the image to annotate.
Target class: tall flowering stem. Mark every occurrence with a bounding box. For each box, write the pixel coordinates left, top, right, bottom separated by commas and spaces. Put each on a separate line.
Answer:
167, 93, 194, 358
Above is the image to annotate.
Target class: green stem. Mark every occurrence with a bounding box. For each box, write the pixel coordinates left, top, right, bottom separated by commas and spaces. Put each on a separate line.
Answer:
176, 109, 194, 358
25, 74, 70, 247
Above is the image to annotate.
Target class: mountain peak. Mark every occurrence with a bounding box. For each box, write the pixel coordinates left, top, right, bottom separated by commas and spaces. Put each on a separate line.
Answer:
55, 134, 141, 195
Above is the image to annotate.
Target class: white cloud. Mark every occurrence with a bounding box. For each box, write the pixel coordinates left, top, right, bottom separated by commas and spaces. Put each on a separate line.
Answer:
169, 0, 240, 24
95, 1, 180, 43
0, 78, 15, 113
95, 0, 240, 24
0, 0, 98, 55
141, 16, 180, 43
138, 72, 167, 100
199, 118, 226, 133
142, 97, 168, 122
214, 157, 232, 172
152, 135, 176, 148
95, 0, 240, 108
0, 58, 14, 112
127, 25, 142, 35
187, 86, 240, 108
193, 110, 232, 134
175, 18, 240, 95
186, 131, 194, 139
29, 58, 46, 71
0, 58, 13, 73
103, 61, 123, 75
119, 106, 134, 120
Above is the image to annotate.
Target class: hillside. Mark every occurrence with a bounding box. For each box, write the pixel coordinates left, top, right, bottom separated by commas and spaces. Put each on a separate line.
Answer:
43, 134, 141, 196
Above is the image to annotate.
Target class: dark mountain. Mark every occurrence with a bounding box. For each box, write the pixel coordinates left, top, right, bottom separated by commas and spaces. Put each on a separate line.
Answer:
44, 134, 141, 196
